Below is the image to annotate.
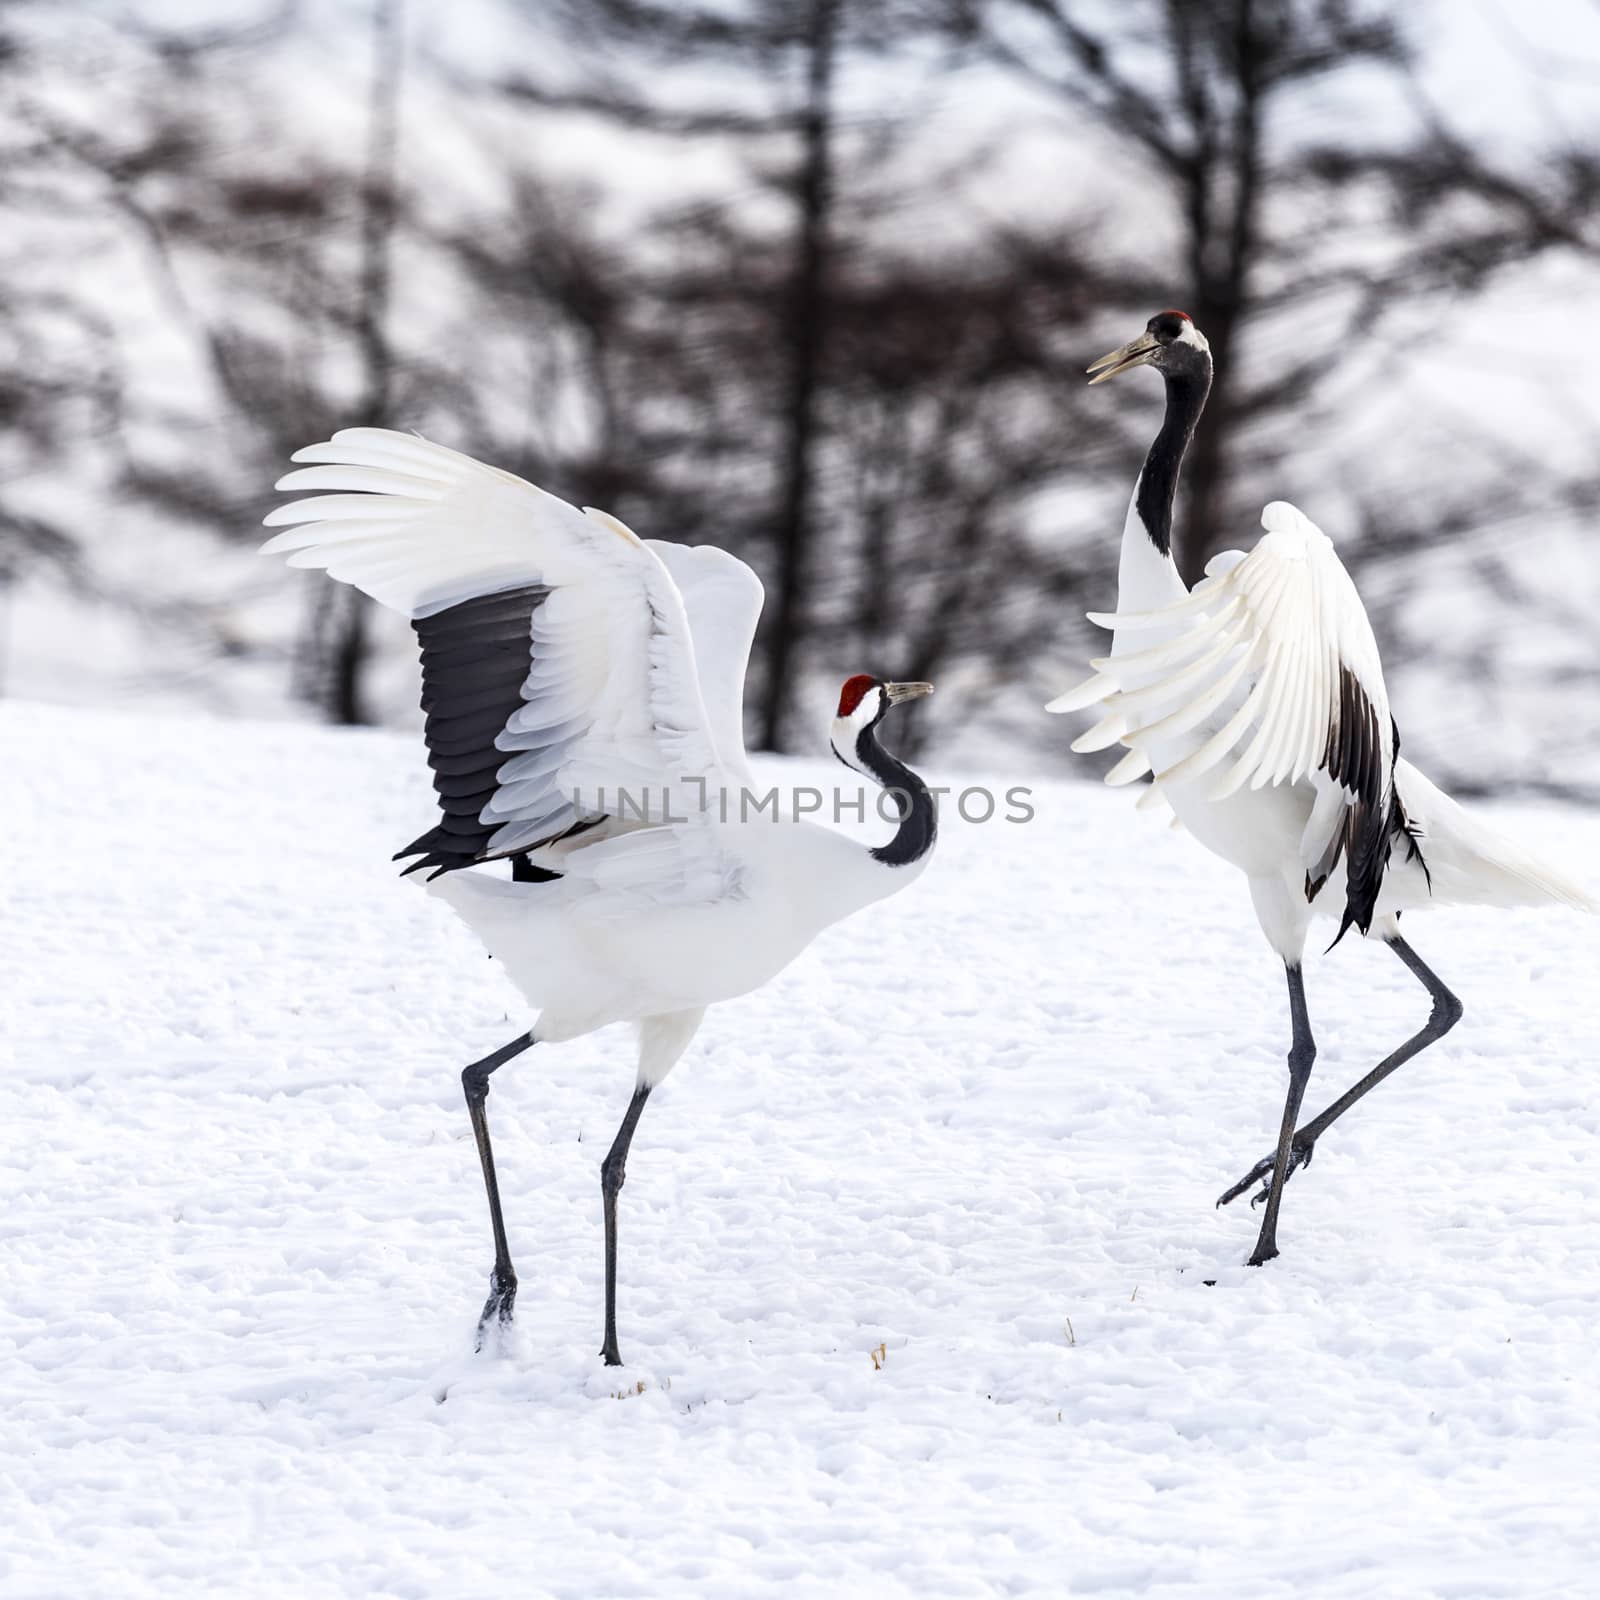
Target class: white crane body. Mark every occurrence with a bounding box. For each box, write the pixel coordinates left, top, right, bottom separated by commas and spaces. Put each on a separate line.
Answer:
262, 427, 936, 1360
1091, 483, 1591, 960
1052, 311, 1593, 1264
427, 816, 900, 1055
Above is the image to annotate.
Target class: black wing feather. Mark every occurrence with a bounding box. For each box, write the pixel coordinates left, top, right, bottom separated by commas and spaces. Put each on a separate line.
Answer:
395, 583, 558, 878
1318, 665, 1420, 940
1317, 666, 1398, 945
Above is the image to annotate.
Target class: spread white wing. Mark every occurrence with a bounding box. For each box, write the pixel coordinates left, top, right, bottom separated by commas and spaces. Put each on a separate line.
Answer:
645, 539, 763, 785
1049, 500, 1400, 938
262, 427, 753, 908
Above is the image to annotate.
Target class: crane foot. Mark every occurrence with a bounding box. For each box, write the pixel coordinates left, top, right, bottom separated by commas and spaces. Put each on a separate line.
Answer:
1217, 1138, 1316, 1210
473, 1267, 518, 1353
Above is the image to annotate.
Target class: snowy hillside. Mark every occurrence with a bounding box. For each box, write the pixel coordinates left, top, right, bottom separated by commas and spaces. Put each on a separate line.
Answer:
5, 700, 1600, 1597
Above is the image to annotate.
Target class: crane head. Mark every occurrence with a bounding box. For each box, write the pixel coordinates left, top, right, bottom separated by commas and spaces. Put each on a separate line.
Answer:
1087, 310, 1211, 386
832, 675, 933, 745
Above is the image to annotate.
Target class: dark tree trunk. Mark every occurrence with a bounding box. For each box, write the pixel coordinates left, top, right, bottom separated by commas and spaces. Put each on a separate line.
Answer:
309, 0, 404, 725
329, 587, 370, 727
355, 0, 402, 434
1171, 0, 1263, 586
1175, 295, 1237, 587
758, 0, 838, 751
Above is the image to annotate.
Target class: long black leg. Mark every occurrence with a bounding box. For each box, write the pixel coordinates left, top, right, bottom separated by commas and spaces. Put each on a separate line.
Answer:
461, 1032, 536, 1349
1246, 963, 1317, 1266
1293, 934, 1463, 1154
1219, 934, 1462, 1212
599, 1085, 652, 1368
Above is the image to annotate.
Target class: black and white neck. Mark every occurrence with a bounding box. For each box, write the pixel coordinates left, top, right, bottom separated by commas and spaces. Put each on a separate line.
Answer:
1134, 347, 1212, 558
830, 679, 937, 870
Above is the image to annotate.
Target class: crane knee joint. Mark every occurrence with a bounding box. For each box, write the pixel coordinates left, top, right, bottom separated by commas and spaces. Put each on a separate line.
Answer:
1288, 1039, 1317, 1084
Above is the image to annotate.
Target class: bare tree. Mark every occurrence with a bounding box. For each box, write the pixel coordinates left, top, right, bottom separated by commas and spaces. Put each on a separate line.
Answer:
297, 0, 407, 726
500, 0, 968, 748
9, 3, 423, 723
950, 0, 1497, 578
3, 0, 1594, 797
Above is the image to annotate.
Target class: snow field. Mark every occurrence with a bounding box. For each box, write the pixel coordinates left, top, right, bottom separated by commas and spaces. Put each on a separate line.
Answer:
4, 701, 1599, 1597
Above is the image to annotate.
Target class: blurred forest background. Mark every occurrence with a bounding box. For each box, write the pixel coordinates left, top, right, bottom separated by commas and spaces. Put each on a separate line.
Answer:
3, 0, 1599, 792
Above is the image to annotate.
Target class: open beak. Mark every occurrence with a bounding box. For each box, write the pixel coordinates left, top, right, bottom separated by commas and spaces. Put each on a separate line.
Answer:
884, 681, 933, 704
1087, 332, 1160, 386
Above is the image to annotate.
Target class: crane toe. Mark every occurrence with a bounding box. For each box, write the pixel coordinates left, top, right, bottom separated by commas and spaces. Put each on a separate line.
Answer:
1217, 1138, 1316, 1210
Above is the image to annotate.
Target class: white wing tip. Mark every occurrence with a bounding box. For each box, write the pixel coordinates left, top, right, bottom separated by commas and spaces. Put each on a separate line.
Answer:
1045, 674, 1110, 714
1104, 747, 1151, 787
1070, 711, 1128, 754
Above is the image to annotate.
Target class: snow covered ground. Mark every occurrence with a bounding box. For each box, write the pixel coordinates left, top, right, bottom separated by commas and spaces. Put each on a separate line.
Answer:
5, 699, 1600, 1598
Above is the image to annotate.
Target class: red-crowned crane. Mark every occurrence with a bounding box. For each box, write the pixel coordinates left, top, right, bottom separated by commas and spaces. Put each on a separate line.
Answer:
263, 428, 937, 1365
1049, 312, 1596, 1266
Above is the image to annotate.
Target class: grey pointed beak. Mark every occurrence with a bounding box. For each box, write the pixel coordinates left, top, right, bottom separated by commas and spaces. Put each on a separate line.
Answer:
884, 681, 934, 704
1087, 332, 1160, 386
